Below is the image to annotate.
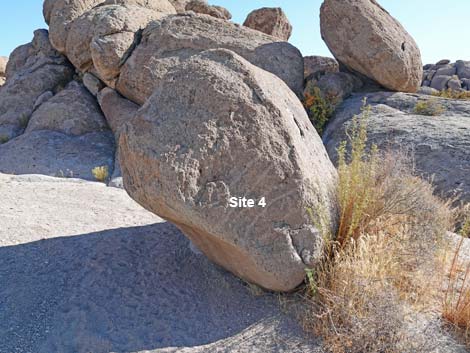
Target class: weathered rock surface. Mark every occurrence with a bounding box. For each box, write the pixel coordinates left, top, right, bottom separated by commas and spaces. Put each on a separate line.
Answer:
0, 130, 115, 180
102, 0, 176, 12
422, 60, 470, 91
243, 7, 292, 41
0, 56, 7, 86
304, 55, 338, 80
320, 0, 423, 93
66, 4, 166, 86
0, 30, 74, 140
83, 72, 105, 96
98, 87, 138, 137
46, 0, 105, 53
119, 49, 338, 291
323, 92, 470, 203
26, 81, 108, 136
185, 0, 231, 20
169, 0, 202, 13
117, 13, 304, 104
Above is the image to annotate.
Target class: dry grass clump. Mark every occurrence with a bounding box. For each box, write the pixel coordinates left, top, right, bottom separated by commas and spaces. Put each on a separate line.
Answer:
433, 88, 470, 100
414, 99, 445, 116
444, 237, 470, 345
92, 165, 109, 182
304, 101, 455, 352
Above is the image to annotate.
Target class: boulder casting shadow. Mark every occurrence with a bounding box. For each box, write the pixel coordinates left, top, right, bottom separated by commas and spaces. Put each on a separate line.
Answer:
0, 222, 315, 353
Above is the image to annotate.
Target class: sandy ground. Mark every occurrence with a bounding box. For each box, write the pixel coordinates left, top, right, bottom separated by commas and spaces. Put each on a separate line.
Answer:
0, 173, 323, 353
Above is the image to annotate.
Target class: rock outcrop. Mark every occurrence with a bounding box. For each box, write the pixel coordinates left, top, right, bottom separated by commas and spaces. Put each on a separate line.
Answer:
0, 56, 7, 86
116, 13, 304, 104
243, 7, 292, 41
323, 92, 470, 203
320, 0, 423, 93
185, 0, 232, 20
0, 30, 74, 141
26, 81, 108, 136
119, 49, 338, 291
304, 55, 339, 80
422, 60, 470, 91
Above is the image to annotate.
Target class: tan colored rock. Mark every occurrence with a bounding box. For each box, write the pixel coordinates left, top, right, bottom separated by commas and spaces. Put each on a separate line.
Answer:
0, 56, 8, 76
320, 0, 423, 93
26, 81, 108, 136
185, 1, 231, 20
97, 87, 138, 137
169, 0, 203, 13
5, 43, 32, 80
243, 7, 292, 41
116, 13, 304, 104
119, 49, 338, 291
47, 0, 105, 53
66, 4, 166, 85
102, 0, 176, 13
304, 55, 338, 79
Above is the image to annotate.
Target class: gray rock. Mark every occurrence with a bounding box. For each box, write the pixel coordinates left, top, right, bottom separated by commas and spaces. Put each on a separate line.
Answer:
0, 30, 74, 139
323, 91, 470, 203
417, 86, 438, 96
456, 60, 470, 79
435, 65, 456, 77
32, 91, 54, 110
462, 78, 470, 90
303, 55, 339, 80
83, 72, 105, 96
119, 49, 338, 291
0, 130, 115, 181
26, 81, 108, 136
4, 43, 32, 80
116, 13, 304, 104
243, 7, 293, 41
320, 0, 423, 92
430, 75, 451, 90
436, 59, 451, 65
447, 77, 462, 91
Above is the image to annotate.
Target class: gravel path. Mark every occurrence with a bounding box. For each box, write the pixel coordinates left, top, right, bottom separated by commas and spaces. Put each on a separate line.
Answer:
0, 173, 322, 353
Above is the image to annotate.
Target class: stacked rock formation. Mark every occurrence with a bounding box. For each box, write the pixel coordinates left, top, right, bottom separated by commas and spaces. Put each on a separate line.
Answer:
422, 59, 470, 91
0, 56, 7, 86
0, 0, 339, 292
243, 7, 292, 41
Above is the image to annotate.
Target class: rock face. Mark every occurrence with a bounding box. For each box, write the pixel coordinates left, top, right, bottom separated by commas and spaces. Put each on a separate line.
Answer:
422, 60, 470, 91
304, 55, 338, 80
185, 0, 231, 20
243, 7, 292, 41
65, 4, 167, 86
46, 0, 105, 53
119, 49, 338, 292
169, 0, 202, 13
0, 30, 74, 140
26, 81, 108, 136
320, 0, 422, 93
323, 92, 470, 203
116, 13, 304, 104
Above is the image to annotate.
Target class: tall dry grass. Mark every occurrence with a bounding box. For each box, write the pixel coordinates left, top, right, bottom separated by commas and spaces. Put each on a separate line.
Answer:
304, 100, 456, 352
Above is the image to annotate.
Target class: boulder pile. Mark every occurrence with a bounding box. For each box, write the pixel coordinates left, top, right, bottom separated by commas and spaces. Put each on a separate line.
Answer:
422, 59, 470, 91
0, 56, 7, 86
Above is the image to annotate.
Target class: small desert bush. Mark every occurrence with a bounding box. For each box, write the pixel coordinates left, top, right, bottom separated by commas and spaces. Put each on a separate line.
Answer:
304, 87, 337, 135
304, 101, 454, 352
433, 88, 470, 100
92, 166, 109, 182
414, 99, 445, 116
0, 135, 9, 144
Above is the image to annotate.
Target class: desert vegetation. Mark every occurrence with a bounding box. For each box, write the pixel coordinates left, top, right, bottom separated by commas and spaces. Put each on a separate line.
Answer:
433, 88, 470, 100
92, 165, 109, 182
304, 102, 469, 352
303, 87, 337, 135
414, 99, 445, 116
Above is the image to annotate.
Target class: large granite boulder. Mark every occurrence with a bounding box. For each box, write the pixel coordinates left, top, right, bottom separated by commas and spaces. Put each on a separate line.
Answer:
304, 55, 338, 80
119, 49, 338, 291
65, 4, 167, 86
320, 0, 422, 93
0, 30, 74, 140
323, 92, 470, 203
116, 13, 304, 104
243, 7, 292, 41
46, 0, 105, 53
0, 56, 7, 86
26, 81, 108, 136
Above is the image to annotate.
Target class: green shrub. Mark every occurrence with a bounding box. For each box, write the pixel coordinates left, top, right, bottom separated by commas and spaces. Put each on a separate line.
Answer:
92, 166, 109, 182
414, 99, 445, 116
303, 87, 337, 135
0, 135, 9, 144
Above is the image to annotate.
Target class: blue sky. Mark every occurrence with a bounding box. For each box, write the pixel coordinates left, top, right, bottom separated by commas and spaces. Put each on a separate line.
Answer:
1, 0, 469, 64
